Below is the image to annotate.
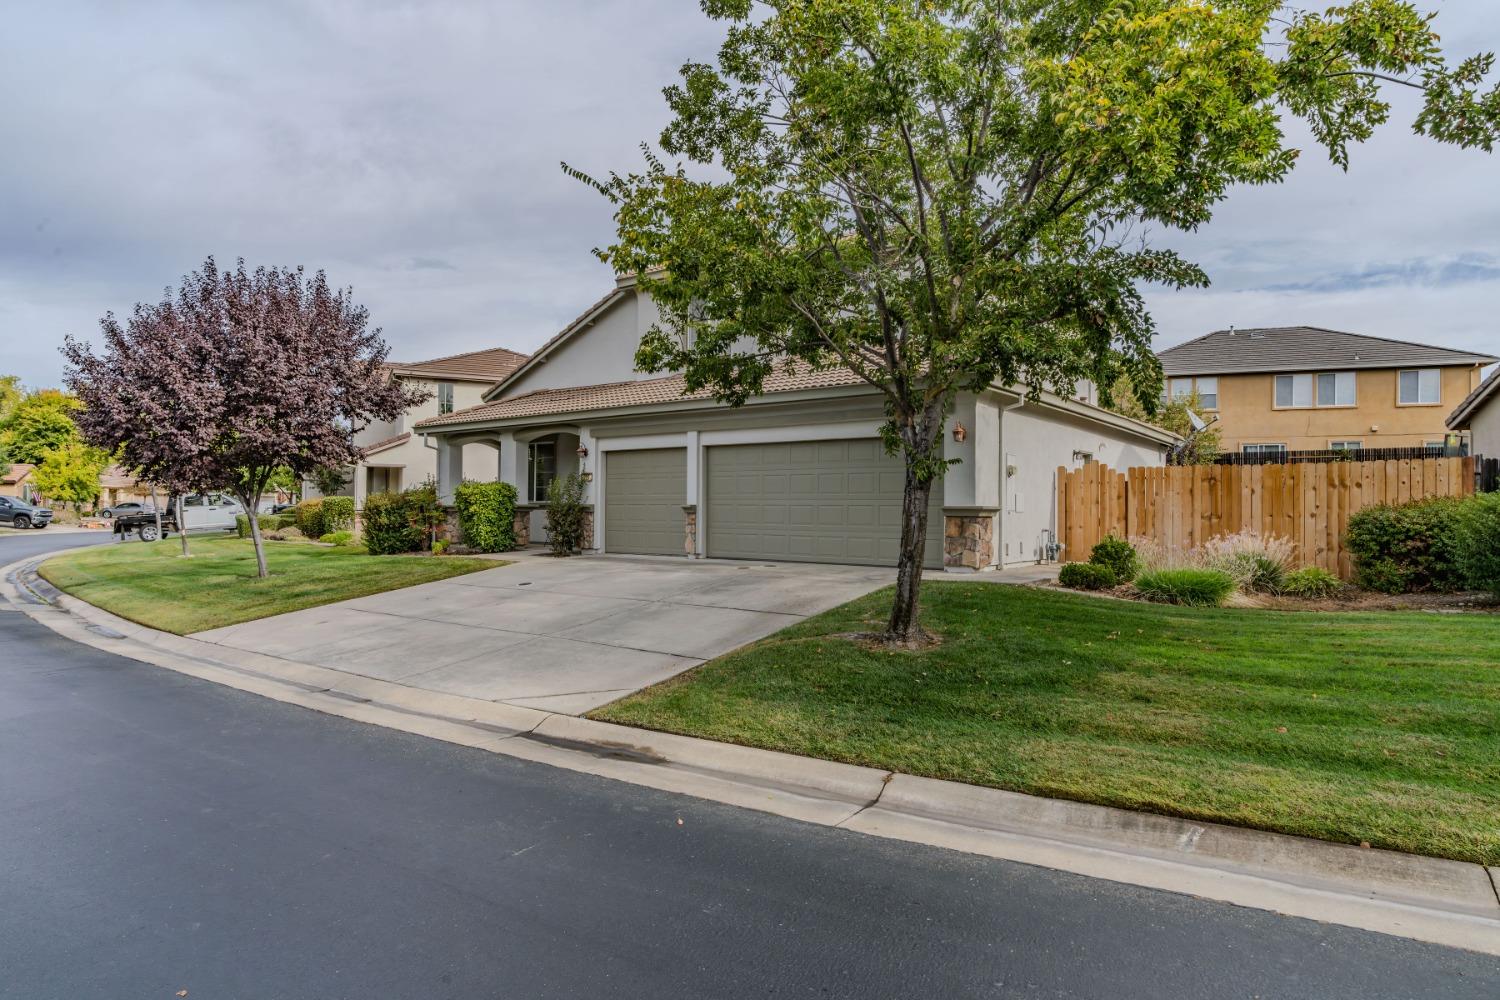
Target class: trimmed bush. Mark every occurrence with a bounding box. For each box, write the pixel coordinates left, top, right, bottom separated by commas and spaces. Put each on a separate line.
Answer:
236, 513, 291, 538
545, 473, 588, 556
1454, 491, 1500, 596
361, 481, 445, 555
1088, 535, 1138, 582
294, 498, 326, 540
1346, 497, 1468, 593
322, 496, 355, 533
453, 480, 519, 553
431, 539, 449, 555
1134, 568, 1236, 607
1058, 561, 1117, 591
1280, 566, 1343, 599
318, 530, 355, 546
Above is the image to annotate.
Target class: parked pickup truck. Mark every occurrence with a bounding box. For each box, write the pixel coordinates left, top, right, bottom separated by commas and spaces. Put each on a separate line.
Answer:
0, 495, 53, 529
113, 493, 244, 541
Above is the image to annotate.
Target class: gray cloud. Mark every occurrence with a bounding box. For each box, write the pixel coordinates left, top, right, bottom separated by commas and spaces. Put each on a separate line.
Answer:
2, 2, 1496, 387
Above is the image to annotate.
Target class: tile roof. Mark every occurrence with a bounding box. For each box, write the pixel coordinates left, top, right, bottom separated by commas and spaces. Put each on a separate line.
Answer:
387, 346, 530, 383
2, 463, 35, 485
416, 363, 866, 428
359, 431, 412, 456
98, 465, 144, 489
1159, 327, 1496, 376
1447, 364, 1500, 429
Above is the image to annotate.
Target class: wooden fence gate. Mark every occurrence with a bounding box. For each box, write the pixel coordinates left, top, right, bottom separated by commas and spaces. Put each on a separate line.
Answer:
1055, 456, 1478, 578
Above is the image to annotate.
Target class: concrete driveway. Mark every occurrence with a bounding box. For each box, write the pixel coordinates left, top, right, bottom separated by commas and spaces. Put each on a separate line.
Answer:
193, 554, 893, 713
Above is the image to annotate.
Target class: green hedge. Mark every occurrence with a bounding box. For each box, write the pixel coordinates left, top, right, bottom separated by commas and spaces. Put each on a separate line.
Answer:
294, 498, 326, 540
1455, 492, 1500, 596
362, 481, 445, 555
322, 496, 355, 533
1058, 562, 1117, 590
1346, 496, 1469, 593
453, 480, 518, 553
235, 513, 293, 538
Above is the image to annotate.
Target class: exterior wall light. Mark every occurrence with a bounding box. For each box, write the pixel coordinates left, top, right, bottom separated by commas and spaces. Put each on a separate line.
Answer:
952, 422, 968, 443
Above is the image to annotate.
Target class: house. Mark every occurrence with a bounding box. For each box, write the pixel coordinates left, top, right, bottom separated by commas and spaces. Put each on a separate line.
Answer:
412, 274, 1174, 570
1, 463, 37, 502
1446, 365, 1500, 459
1157, 326, 1496, 458
98, 466, 154, 508
307, 345, 529, 506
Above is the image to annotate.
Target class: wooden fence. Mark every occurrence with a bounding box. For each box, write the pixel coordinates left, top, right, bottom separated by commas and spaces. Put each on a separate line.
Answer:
1055, 456, 1478, 578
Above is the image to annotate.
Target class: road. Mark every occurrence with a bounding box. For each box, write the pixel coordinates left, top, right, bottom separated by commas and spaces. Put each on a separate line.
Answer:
2, 531, 1497, 999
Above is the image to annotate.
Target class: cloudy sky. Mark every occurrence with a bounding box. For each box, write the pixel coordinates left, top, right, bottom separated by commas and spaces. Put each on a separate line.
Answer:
3, 1, 1495, 389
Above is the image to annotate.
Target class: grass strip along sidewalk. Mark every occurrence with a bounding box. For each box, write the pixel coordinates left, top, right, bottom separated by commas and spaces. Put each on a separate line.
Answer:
594, 582, 1500, 865
39, 537, 496, 635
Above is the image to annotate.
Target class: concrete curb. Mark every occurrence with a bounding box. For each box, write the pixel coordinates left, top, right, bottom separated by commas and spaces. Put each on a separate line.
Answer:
6, 552, 1499, 956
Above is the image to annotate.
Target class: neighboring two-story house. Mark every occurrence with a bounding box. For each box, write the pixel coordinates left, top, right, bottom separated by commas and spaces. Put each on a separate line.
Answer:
412, 273, 1174, 570
1157, 326, 1496, 458
311, 346, 529, 507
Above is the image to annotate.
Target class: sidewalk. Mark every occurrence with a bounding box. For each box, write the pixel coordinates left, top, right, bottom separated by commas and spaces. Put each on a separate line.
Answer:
4, 550, 1497, 957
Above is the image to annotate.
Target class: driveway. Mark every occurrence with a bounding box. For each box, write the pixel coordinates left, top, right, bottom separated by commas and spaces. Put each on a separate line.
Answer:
193, 554, 894, 713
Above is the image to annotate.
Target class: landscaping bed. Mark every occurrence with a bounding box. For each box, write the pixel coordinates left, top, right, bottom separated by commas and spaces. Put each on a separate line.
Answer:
39, 536, 498, 634
593, 581, 1500, 864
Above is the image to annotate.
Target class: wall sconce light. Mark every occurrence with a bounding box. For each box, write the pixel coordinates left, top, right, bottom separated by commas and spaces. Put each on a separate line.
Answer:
952, 422, 967, 443
577, 444, 589, 458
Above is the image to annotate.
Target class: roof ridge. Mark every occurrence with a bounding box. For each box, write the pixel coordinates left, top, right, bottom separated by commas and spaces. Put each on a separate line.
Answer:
392, 344, 529, 368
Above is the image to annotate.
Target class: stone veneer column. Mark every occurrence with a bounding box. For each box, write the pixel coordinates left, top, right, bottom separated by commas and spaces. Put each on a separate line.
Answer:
682, 505, 698, 557
580, 507, 595, 551
512, 505, 532, 547
942, 507, 999, 571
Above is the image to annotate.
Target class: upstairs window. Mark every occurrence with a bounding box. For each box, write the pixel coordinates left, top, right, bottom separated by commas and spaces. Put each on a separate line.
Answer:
1274, 374, 1314, 408
437, 382, 455, 415
1316, 371, 1356, 407
1162, 376, 1216, 410
1195, 376, 1218, 410
1398, 369, 1440, 405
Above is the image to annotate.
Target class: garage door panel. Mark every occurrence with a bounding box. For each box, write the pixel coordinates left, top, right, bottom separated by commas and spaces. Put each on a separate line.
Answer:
706, 439, 943, 568
605, 448, 686, 556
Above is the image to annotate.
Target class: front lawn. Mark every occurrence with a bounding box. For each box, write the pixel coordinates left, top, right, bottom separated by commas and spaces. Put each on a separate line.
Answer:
594, 582, 1500, 864
40, 537, 498, 635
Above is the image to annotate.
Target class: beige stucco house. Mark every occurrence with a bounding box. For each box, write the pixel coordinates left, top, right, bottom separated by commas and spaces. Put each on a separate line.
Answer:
1158, 326, 1495, 457
414, 274, 1173, 570
1447, 365, 1500, 460
309, 346, 528, 507
1, 463, 37, 502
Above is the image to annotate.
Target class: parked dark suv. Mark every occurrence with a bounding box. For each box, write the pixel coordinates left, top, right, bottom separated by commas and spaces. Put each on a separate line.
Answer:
0, 495, 53, 529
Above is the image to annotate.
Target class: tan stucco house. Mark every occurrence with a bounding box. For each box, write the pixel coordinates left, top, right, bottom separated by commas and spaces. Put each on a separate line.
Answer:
413, 273, 1174, 570
1157, 326, 1496, 458
308, 346, 529, 507
1447, 365, 1500, 460
1, 463, 37, 502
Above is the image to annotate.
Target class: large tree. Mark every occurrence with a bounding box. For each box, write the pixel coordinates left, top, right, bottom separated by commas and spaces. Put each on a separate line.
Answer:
32, 441, 110, 513
572, 0, 1499, 643
0, 388, 83, 465
64, 258, 422, 578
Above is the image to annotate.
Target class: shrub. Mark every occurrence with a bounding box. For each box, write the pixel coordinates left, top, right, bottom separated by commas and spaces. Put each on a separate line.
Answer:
1280, 566, 1343, 599
453, 479, 519, 553
321, 496, 355, 533
1197, 531, 1295, 593
1058, 561, 1117, 590
431, 539, 449, 555
545, 473, 588, 556
236, 513, 291, 538
318, 530, 355, 546
1134, 568, 1236, 607
1346, 497, 1468, 593
1088, 535, 1138, 582
360, 481, 444, 555
1454, 491, 1500, 596
294, 498, 326, 540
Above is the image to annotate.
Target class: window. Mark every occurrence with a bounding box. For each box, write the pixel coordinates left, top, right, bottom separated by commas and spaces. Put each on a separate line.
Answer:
1242, 444, 1288, 459
1329, 440, 1362, 452
1275, 374, 1312, 408
1399, 369, 1441, 405
528, 441, 556, 502
183, 495, 205, 508
1168, 377, 1194, 401
437, 382, 455, 415
1316, 371, 1356, 407
1195, 376, 1218, 410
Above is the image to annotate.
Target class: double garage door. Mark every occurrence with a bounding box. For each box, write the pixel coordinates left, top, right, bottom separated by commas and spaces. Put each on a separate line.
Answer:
604, 439, 943, 567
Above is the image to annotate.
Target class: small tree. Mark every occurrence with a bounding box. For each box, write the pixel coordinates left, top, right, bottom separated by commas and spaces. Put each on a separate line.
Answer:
0, 388, 83, 465
32, 442, 109, 512
64, 258, 423, 578
1109, 381, 1221, 465
572, 0, 1498, 643
545, 474, 587, 556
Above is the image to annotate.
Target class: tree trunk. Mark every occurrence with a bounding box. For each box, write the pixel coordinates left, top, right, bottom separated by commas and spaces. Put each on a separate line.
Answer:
884, 402, 947, 644
176, 495, 190, 557
150, 485, 162, 541
239, 491, 269, 579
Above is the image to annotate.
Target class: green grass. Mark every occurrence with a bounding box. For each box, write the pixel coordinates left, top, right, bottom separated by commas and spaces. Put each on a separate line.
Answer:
40, 537, 499, 635
594, 582, 1500, 864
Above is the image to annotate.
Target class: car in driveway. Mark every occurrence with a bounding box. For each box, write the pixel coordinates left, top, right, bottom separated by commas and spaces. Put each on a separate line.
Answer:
100, 501, 155, 519
0, 496, 53, 529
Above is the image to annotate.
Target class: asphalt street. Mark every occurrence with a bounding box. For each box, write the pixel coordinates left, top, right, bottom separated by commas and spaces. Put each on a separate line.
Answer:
2, 530, 1497, 999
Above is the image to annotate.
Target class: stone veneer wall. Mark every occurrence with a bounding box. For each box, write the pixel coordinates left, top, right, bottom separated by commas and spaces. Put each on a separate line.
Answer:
943, 510, 996, 570
683, 505, 698, 557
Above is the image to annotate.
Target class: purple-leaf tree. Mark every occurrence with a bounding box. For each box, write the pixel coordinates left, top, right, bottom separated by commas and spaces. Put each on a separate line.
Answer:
64, 257, 424, 578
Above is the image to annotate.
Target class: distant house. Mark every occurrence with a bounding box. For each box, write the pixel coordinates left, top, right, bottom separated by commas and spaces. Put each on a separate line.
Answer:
1157, 327, 1496, 458
98, 466, 153, 508
307, 346, 529, 506
1, 463, 37, 502
1446, 366, 1500, 460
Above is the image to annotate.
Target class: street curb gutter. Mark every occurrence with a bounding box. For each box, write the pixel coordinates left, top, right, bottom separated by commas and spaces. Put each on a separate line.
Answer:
6, 554, 1499, 956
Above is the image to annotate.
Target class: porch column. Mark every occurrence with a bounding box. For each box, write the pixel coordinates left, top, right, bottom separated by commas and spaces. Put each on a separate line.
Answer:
435, 436, 464, 506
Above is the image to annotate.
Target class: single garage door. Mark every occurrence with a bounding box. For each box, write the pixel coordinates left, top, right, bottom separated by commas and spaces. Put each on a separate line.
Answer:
705, 439, 944, 567
604, 447, 687, 556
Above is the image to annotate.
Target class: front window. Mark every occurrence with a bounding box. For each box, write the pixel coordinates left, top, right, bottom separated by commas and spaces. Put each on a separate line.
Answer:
437, 382, 455, 415
1316, 371, 1356, 407
528, 441, 557, 502
1399, 369, 1441, 405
